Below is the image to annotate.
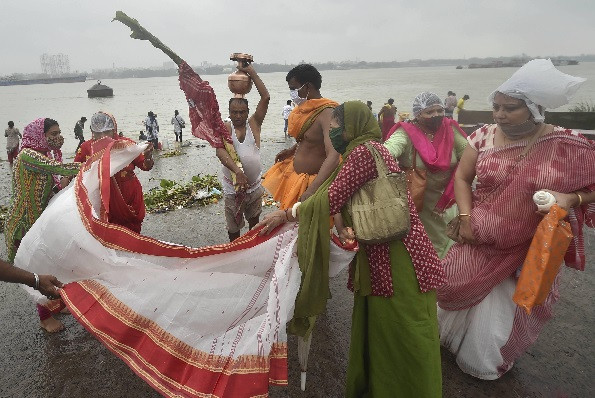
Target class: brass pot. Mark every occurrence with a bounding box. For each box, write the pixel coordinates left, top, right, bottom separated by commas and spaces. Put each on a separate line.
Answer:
228, 53, 254, 97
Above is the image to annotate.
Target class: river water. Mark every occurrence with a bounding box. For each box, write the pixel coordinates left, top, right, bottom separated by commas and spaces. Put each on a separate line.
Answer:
0, 63, 594, 397
1, 62, 594, 160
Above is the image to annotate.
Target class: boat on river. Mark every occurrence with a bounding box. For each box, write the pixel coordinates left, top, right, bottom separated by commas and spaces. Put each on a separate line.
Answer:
87, 81, 113, 98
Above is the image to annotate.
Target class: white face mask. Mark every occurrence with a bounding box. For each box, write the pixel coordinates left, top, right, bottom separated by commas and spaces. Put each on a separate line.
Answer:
290, 83, 307, 106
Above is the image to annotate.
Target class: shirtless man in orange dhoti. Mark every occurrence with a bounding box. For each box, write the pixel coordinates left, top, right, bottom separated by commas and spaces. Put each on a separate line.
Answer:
262, 64, 339, 209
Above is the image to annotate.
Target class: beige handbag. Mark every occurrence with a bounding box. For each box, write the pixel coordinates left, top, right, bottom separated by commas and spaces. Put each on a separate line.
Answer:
348, 143, 410, 244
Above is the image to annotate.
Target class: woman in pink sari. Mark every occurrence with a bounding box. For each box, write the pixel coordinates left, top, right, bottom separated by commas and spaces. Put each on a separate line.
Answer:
438, 59, 595, 380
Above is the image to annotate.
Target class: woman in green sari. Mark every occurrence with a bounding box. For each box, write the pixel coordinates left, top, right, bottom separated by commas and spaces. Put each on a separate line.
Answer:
258, 101, 445, 397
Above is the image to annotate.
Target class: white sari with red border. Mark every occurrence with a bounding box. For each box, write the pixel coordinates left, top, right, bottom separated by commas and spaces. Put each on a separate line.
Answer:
15, 139, 356, 397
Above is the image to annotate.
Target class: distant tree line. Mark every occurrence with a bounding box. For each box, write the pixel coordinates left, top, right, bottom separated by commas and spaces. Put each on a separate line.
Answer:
6, 54, 593, 81
87, 54, 595, 80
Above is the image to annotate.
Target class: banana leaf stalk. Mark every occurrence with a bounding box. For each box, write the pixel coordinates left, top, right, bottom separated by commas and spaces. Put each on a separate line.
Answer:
112, 11, 183, 66
112, 11, 243, 186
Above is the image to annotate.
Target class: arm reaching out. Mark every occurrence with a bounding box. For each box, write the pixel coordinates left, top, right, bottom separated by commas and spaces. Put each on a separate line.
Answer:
0, 259, 63, 299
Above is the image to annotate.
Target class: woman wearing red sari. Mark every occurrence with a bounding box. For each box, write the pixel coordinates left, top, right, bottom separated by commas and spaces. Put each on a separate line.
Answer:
75, 112, 154, 233
438, 59, 595, 380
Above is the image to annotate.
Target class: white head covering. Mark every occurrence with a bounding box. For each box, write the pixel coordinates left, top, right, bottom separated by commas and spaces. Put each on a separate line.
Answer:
90, 111, 117, 134
488, 59, 586, 122
412, 92, 443, 118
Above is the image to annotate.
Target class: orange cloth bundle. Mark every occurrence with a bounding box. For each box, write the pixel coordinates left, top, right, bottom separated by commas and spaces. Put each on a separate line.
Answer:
513, 204, 573, 314
262, 156, 317, 209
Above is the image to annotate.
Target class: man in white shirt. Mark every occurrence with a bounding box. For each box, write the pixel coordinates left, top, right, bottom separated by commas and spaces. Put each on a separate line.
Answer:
171, 110, 186, 142
282, 100, 293, 138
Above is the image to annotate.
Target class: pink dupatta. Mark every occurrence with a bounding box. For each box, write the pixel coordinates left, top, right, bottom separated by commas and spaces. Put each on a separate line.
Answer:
21, 118, 64, 187
21, 118, 63, 163
386, 118, 466, 211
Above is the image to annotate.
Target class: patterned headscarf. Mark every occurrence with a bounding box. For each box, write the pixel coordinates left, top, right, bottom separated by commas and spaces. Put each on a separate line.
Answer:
412, 92, 444, 118
90, 111, 118, 137
21, 118, 63, 162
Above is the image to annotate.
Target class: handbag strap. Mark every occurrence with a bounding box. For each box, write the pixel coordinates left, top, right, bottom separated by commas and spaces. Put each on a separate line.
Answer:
410, 143, 418, 170
362, 142, 390, 178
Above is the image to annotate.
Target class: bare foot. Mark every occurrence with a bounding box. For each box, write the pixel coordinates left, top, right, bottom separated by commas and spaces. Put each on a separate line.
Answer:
60, 307, 71, 315
40, 316, 64, 333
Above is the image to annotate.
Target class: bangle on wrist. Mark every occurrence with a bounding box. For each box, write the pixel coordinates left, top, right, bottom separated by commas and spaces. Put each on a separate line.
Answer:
574, 192, 583, 207
291, 201, 301, 219
33, 273, 40, 290
458, 213, 471, 218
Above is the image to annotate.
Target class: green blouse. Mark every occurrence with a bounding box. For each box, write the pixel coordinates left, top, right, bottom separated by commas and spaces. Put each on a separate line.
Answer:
384, 127, 467, 258
4, 148, 81, 261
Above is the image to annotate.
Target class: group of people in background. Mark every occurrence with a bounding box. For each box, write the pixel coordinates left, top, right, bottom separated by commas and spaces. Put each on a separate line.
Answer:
1, 58, 594, 397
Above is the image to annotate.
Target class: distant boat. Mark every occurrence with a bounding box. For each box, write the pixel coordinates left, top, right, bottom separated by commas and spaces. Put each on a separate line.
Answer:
0, 74, 87, 86
455, 65, 463, 69
87, 81, 113, 98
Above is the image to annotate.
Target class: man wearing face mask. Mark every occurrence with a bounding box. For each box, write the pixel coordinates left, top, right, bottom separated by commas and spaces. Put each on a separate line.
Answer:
262, 64, 339, 209
384, 92, 468, 258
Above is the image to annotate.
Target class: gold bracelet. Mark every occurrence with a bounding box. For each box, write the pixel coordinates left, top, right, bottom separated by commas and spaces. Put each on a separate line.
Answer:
575, 192, 583, 207
458, 213, 471, 218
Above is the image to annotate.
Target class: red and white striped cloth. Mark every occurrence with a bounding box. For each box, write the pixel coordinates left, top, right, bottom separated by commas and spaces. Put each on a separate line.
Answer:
178, 61, 231, 149
438, 125, 595, 379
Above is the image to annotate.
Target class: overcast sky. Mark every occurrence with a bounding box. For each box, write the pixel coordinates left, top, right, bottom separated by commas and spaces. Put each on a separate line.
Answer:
1, 0, 594, 75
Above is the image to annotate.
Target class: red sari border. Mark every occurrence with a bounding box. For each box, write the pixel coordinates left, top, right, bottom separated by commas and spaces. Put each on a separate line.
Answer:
61, 280, 288, 398
74, 142, 276, 258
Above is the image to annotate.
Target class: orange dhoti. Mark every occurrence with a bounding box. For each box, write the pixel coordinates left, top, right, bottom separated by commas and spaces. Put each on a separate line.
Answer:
263, 98, 338, 210
262, 156, 317, 210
